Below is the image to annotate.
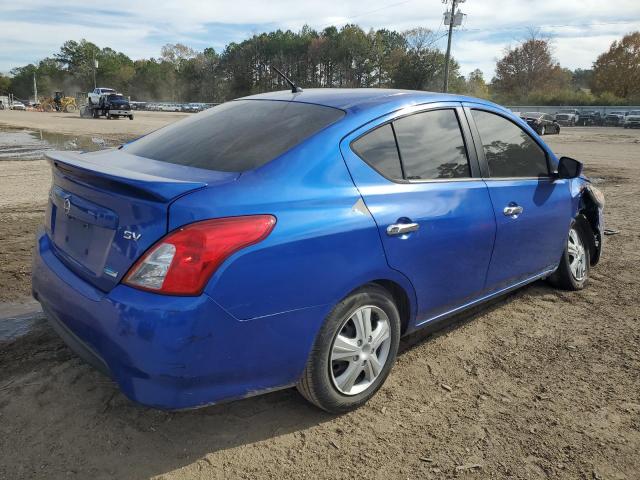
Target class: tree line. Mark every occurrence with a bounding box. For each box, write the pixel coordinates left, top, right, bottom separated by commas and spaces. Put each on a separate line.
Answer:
1, 25, 638, 106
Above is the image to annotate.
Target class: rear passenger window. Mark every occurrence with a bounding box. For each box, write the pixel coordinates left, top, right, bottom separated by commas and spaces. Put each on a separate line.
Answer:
351, 124, 403, 180
471, 110, 549, 178
393, 109, 470, 180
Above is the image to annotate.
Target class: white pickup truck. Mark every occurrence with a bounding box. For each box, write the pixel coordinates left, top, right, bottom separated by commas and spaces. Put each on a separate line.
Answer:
87, 87, 116, 105
554, 109, 580, 126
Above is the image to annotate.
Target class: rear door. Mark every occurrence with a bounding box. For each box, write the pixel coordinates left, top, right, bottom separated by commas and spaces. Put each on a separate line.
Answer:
464, 105, 571, 291
341, 103, 496, 324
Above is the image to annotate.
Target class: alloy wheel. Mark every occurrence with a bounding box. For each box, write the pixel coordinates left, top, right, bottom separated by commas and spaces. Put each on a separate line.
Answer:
329, 305, 392, 396
568, 228, 587, 281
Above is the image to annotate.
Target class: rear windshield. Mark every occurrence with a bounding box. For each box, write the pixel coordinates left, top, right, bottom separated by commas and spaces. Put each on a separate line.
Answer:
125, 99, 345, 172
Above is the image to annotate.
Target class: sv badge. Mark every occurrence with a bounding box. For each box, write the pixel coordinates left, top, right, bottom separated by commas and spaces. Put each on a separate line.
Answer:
123, 230, 142, 241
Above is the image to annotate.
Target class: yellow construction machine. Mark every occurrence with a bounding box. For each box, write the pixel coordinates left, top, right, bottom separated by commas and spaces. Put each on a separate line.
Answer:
40, 91, 77, 113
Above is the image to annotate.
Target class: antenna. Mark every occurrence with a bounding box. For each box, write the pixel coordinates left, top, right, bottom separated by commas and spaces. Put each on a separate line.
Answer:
272, 66, 303, 94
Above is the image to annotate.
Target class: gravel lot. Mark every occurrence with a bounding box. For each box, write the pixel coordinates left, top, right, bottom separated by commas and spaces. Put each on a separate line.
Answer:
0, 114, 638, 480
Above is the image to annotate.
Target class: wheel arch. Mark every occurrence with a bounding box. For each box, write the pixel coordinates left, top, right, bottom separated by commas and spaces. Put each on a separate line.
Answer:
370, 280, 412, 335
577, 191, 602, 266
340, 275, 417, 337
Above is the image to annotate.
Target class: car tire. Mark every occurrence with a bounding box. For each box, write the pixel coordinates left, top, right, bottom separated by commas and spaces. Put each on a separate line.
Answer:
548, 217, 591, 291
297, 284, 401, 413
129, 115, 134, 120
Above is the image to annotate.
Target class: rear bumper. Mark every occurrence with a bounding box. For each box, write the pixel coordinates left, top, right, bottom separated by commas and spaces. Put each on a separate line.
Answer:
32, 230, 327, 409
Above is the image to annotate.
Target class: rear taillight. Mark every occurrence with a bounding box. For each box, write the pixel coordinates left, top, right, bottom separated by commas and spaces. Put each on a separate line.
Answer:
123, 215, 276, 295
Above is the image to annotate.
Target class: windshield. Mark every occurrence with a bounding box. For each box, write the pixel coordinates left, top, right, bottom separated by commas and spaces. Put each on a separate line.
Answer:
125, 100, 345, 172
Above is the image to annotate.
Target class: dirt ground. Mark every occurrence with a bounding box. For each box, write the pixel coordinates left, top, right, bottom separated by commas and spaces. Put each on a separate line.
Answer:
0, 109, 187, 139
0, 119, 638, 479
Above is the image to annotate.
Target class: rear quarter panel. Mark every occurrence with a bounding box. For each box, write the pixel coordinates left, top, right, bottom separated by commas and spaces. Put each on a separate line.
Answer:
168, 124, 417, 321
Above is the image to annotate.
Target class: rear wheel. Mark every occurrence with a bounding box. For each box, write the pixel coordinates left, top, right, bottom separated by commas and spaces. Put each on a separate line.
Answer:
548, 218, 590, 290
297, 285, 400, 413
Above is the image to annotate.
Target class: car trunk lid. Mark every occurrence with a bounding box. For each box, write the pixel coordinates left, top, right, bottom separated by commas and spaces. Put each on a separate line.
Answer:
45, 149, 240, 292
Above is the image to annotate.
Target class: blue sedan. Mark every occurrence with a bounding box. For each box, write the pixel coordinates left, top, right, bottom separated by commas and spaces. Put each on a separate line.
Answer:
32, 89, 605, 412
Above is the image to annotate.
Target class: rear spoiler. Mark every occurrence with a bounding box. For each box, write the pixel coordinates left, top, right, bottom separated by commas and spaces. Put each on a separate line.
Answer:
47, 151, 212, 202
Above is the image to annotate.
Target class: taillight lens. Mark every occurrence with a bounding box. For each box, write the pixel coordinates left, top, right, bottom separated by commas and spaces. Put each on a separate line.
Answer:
123, 215, 276, 295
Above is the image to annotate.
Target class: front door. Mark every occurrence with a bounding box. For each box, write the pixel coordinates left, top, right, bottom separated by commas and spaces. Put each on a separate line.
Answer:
341, 104, 496, 323
465, 105, 572, 291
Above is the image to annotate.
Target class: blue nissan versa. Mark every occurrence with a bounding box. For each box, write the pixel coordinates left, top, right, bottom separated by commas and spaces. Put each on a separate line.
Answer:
32, 89, 605, 413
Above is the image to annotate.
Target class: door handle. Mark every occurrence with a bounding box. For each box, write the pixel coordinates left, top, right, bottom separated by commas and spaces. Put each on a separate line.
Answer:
503, 203, 524, 217
387, 222, 420, 236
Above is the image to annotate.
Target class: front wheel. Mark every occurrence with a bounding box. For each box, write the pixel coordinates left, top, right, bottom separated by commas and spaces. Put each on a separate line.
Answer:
297, 285, 401, 413
548, 218, 591, 290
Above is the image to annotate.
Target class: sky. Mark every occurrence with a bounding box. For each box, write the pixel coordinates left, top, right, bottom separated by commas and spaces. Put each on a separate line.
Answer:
1, 0, 639, 78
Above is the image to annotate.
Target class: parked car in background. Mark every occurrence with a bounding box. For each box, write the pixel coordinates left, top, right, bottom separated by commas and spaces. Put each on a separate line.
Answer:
33, 89, 604, 413
11, 101, 26, 110
578, 110, 603, 126
181, 102, 203, 113
129, 101, 148, 111
624, 111, 640, 128
604, 111, 627, 126
555, 109, 580, 126
521, 112, 560, 135
157, 103, 182, 112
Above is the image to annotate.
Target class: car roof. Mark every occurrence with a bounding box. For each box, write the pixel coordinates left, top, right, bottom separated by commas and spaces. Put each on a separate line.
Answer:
241, 88, 504, 116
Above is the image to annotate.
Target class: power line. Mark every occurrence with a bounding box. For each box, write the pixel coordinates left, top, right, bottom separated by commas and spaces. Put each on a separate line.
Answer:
318, 0, 416, 30
458, 20, 639, 34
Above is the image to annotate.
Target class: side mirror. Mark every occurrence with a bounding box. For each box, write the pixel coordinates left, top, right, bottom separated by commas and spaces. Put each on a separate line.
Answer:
556, 156, 583, 179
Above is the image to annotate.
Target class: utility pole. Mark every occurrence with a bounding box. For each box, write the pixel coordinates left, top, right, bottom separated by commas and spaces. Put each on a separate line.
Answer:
93, 55, 99, 89
33, 72, 38, 104
442, 0, 465, 93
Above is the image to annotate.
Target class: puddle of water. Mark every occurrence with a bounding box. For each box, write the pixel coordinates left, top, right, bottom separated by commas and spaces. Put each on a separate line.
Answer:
0, 127, 119, 160
0, 314, 45, 342
0, 300, 44, 342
